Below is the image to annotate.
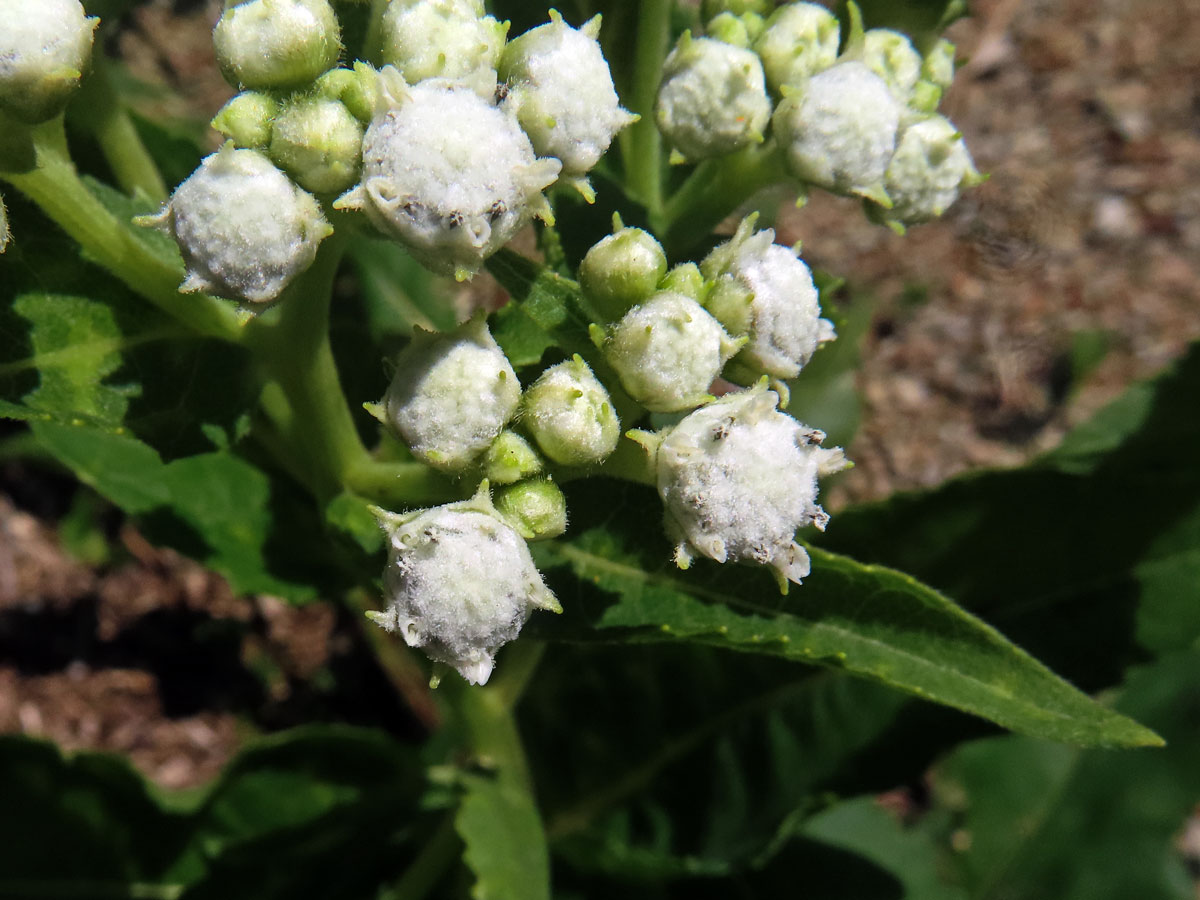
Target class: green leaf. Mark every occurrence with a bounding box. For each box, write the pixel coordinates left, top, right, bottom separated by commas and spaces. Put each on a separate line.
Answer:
932, 650, 1200, 900
840, 0, 968, 51
346, 236, 457, 338
488, 249, 596, 369
457, 773, 552, 900
534, 480, 1162, 748
818, 339, 1200, 668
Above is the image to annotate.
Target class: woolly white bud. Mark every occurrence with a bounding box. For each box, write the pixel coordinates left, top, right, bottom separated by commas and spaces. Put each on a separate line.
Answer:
137, 147, 331, 303
500, 13, 636, 188
379, 0, 506, 98
752, 2, 839, 96
370, 487, 560, 685
600, 291, 743, 413
0, 0, 98, 123
382, 316, 521, 472
213, 0, 342, 90
648, 383, 849, 588
878, 115, 981, 225
655, 34, 771, 162
859, 28, 923, 102
772, 61, 900, 203
336, 72, 561, 278
521, 356, 620, 466
701, 216, 835, 380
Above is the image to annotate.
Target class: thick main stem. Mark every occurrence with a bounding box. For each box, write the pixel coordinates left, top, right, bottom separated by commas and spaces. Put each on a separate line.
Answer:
623, 0, 671, 216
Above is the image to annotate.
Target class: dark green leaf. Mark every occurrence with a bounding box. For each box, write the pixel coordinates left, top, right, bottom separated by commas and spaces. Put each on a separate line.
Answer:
488, 249, 597, 369
346, 236, 458, 338
534, 480, 1161, 748
457, 773, 552, 900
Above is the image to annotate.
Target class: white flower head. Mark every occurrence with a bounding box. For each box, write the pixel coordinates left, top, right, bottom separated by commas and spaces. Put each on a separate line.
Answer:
600, 291, 744, 413
655, 33, 771, 162
369, 485, 560, 685
643, 384, 850, 590
773, 61, 901, 204
379, 0, 507, 98
701, 215, 836, 381
336, 70, 561, 279
382, 315, 521, 472
0, 0, 98, 123
137, 146, 331, 303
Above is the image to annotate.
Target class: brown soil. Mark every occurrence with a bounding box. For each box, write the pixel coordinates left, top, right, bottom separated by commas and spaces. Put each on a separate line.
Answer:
2, 0, 1198, 805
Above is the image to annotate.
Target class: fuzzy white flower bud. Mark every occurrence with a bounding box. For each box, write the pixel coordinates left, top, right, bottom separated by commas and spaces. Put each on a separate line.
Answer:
382, 316, 521, 472
380, 0, 506, 98
599, 291, 743, 413
859, 28, 923, 102
772, 61, 900, 203
701, 216, 835, 381
643, 383, 849, 589
0, 0, 98, 123
213, 0, 341, 90
922, 38, 956, 92
369, 486, 560, 685
268, 95, 364, 194
877, 115, 982, 226
752, 2, 840, 96
336, 71, 561, 279
137, 147, 331, 303
521, 356, 620, 466
500, 12, 636, 194
655, 34, 771, 162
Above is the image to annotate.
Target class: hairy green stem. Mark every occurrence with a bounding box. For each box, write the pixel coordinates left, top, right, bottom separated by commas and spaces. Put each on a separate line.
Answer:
73, 55, 168, 203
0, 119, 243, 342
623, 0, 671, 215
659, 141, 788, 257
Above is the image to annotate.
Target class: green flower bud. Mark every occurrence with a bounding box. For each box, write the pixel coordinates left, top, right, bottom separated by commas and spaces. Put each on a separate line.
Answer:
579, 225, 668, 321
701, 215, 835, 381
521, 356, 620, 466
382, 315, 521, 472
500, 12, 637, 192
922, 38, 956, 92
136, 146, 331, 303
600, 291, 743, 413
859, 28, 923, 101
874, 115, 982, 226
640, 382, 850, 589
269, 95, 363, 194
335, 70, 561, 279
752, 2, 839, 95
705, 12, 752, 48
658, 262, 706, 302
700, 0, 770, 24
211, 92, 279, 148
483, 431, 544, 484
380, 0, 506, 98
369, 484, 560, 685
493, 478, 568, 541
314, 63, 380, 123
213, 0, 341, 91
0, 0, 98, 123
772, 61, 900, 203
655, 33, 771, 162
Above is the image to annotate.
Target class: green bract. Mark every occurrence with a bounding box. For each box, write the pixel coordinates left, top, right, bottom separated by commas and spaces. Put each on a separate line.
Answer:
213, 0, 342, 90
0, 0, 97, 123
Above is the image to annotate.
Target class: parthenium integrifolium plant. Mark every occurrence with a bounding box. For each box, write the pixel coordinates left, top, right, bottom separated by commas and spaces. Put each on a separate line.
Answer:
0, 0, 979, 686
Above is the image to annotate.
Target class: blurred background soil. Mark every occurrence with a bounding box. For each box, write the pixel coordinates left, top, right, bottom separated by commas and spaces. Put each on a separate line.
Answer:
1, 0, 1198, 824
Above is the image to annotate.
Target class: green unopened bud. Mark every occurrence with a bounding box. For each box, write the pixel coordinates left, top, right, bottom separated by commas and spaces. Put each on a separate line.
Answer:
600, 292, 743, 413
700, 0, 769, 23
922, 38, 956, 92
522, 356, 620, 466
0, 0, 98, 123
753, 3, 839, 95
706, 12, 751, 48
213, 0, 342, 90
269, 95, 363, 194
314, 63, 379, 122
579, 225, 668, 321
655, 34, 771, 162
380, 0, 506, 98
212, 92, 278, 148
859, 28, 923, 101
483, 431, 544, 484
493, 479, 568, 541
658, 263, 706, 302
